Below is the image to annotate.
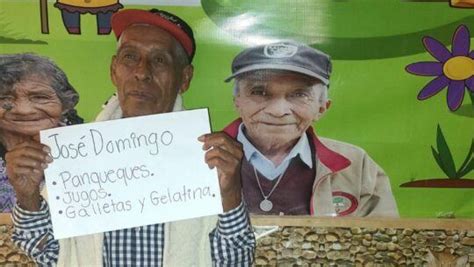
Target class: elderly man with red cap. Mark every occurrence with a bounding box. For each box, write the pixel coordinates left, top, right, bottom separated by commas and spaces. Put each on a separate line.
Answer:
8, 9, 255, 266
224, 41, 399, 217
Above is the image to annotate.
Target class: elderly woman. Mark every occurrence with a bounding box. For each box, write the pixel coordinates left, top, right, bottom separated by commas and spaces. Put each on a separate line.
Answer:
0, 53, 82, 212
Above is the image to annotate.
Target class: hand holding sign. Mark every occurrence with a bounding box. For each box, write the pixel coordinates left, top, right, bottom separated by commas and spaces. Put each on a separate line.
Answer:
39, 109, 224, 239
5, 139, 51, 211
199, 132, 243, 212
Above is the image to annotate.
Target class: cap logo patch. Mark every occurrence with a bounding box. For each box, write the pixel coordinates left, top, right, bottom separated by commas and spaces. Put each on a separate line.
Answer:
158, 13, 179, 24
264, 43, 298, 58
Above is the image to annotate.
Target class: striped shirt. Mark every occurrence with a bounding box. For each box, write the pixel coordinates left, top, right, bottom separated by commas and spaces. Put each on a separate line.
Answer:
12, 200, 255, 266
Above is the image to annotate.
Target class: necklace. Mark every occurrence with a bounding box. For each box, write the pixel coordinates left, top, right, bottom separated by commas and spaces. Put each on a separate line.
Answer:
253, 166, 286, 212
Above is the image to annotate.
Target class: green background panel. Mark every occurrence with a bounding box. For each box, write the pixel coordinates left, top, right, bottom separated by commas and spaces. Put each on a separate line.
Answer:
0, 0, 472, 218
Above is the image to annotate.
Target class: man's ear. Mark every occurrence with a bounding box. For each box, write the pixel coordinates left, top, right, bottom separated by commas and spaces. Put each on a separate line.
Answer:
233, 85, 243, 110
110, 55, 118, 87
315, 100, 331, 121
232, 80, 242, 109
233, 95, 240, 109
178, 64, 194, 94
323, 100, 331, 112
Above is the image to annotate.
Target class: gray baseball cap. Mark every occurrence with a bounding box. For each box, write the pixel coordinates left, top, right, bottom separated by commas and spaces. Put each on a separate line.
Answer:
224, 41, 331, 85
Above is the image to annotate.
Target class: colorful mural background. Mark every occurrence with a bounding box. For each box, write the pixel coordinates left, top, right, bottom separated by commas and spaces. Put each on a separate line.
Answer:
0, 0, 472, 218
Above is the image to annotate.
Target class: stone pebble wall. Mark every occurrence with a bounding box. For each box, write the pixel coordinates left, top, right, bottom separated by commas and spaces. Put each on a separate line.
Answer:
0, 225, 34, 266
1, 222, 474, 266
255, 226, 474, 266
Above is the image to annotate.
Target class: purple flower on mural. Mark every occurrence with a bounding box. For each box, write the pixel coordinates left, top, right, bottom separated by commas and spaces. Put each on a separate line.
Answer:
406, 24, 474, 111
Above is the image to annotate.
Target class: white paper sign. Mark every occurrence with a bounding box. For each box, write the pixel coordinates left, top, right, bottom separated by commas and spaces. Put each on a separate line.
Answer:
40, 109, 222, 239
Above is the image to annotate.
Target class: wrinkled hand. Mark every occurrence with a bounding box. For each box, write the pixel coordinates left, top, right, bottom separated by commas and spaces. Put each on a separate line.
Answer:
5, 140, 52, 211
198, 132, 243, 212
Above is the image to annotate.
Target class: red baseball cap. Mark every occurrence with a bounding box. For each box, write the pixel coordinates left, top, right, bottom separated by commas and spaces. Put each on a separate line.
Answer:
111, 9, 196, 62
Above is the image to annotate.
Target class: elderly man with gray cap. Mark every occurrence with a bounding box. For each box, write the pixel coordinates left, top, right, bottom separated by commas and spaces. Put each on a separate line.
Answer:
9, 8, 255, 266
223, 41, 398, 217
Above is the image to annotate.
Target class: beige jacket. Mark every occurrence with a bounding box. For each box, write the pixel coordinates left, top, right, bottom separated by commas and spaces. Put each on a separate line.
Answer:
309, 136, 399, 217
224, 119, 399, 217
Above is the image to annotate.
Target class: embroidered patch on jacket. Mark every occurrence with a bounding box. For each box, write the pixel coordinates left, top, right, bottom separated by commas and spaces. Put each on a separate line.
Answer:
332, 191, 358, 216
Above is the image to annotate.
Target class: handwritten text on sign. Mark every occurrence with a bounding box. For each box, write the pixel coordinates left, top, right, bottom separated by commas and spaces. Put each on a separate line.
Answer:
40, 109, 222, 239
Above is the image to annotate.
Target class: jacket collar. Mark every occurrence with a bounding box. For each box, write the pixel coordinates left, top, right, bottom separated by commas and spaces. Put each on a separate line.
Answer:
223, 118, 351, 173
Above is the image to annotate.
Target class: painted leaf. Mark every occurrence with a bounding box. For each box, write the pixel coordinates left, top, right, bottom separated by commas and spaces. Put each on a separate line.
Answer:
435, 125, 457, 178
456, 138, 474, 178
457, 159, 474, 178
431, 146, 454, 178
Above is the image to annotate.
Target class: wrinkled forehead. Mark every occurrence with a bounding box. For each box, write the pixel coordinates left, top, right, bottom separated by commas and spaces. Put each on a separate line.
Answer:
0, 71, 53, 94
117, 24, 179, 51
237, 69, 322, 86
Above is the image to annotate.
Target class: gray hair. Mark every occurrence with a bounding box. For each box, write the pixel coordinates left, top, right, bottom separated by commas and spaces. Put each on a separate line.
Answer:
0, 53, 79, 111
233, 70, 329, 105
313, 82, 328, 105
174, 40, 189, 68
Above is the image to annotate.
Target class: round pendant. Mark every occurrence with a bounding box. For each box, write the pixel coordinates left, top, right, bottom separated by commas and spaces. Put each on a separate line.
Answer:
259, 199, 273, 212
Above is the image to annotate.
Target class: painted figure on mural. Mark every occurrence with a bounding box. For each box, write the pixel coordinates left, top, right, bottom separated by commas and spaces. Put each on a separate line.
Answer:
54, 0, 123, 34
224, 41, 399, 217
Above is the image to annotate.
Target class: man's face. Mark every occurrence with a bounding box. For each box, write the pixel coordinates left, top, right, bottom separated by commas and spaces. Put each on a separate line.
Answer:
111, 24, 193, 117
0, 76, 63, 137
234, 71, 328, 151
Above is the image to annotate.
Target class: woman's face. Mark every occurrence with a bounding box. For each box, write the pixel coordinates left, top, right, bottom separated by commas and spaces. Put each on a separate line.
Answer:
0, 76, 63, 137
